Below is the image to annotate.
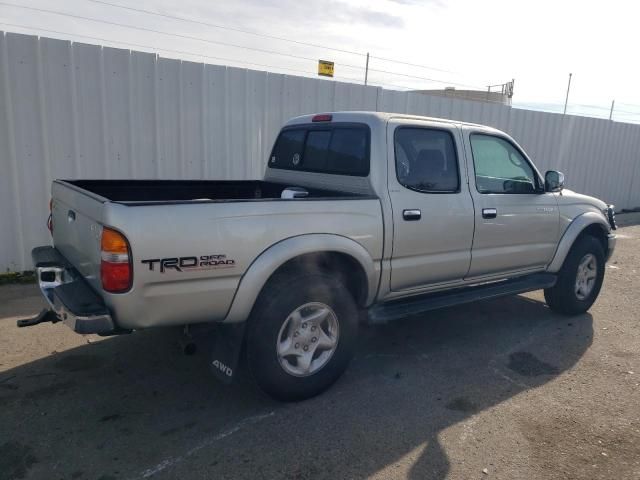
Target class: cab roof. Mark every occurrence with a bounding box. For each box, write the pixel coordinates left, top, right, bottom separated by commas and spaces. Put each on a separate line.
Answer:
285, 111, 503, 134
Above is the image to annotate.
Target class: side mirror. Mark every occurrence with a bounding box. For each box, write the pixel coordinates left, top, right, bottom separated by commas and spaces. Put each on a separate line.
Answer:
545, 170, 565, 192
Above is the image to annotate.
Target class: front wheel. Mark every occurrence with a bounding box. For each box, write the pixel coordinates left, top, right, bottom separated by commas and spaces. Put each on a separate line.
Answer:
246, 272, 358, 401
544, 235, 605, 315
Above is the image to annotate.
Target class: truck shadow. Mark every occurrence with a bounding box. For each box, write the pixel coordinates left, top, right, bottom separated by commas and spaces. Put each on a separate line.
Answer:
0, 294, 592, 480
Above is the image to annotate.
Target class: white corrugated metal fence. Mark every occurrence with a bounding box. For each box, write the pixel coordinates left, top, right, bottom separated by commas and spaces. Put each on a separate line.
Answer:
1, 31, 639, 271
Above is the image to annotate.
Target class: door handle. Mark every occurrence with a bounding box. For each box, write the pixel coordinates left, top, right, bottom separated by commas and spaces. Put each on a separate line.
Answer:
67, 210, 76, 222
482, 208, 497, 219
403, 209, 421, 221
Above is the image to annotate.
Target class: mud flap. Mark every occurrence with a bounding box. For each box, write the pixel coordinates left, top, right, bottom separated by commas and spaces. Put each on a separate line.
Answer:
209, 322, 247, 384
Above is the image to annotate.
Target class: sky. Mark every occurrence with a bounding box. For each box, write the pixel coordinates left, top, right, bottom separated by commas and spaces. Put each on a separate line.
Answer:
1, 0, 640, 121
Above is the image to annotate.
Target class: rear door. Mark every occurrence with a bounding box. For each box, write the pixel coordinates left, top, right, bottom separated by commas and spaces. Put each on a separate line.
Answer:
465, 131, 560, 278
388, 119, 475, 291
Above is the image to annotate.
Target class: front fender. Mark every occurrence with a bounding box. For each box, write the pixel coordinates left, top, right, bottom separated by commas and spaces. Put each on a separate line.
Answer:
547, 211, 610, 272
223, 234, 380, 323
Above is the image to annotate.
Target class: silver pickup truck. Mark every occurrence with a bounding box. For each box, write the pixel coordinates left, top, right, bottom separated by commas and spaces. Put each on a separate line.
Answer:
23, 111, 617, 400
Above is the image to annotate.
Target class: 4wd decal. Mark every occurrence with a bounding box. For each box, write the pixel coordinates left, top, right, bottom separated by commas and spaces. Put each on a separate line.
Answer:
212, 359, 233, 377
141, 255, 235, 273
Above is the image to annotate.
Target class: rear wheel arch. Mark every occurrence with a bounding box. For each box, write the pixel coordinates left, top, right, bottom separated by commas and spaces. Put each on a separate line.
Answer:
262, 251, 369, 307
223, 234, 378, 323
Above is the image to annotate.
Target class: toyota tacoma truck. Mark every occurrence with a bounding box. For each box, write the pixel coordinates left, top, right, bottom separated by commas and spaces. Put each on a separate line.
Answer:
22, 111, 617, 401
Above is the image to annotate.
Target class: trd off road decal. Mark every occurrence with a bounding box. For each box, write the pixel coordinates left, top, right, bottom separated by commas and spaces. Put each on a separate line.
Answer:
141, 255, 235, 273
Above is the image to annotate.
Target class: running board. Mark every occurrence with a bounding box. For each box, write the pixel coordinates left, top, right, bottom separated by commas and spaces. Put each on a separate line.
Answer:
368, 273, 557, 324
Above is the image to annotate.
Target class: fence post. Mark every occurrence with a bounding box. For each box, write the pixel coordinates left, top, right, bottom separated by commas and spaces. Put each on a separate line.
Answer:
364, 52, 369, 86
563, 73, 572, 115
609, 100, 615, 121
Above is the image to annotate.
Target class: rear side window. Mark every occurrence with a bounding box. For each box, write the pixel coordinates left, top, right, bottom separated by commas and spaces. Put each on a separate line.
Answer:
326, 128, 368, 174
303, 130, 331, 171
271, 129, 306, 169
269, 125, 369, 176
394, 128, 460, 193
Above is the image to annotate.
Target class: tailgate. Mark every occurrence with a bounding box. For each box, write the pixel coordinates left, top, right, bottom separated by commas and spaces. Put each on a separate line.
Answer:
51, 180, 105, 292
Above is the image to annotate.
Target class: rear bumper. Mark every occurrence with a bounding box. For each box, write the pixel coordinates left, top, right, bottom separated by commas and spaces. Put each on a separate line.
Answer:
606, 234, 617, 262
32, 246, 116, 335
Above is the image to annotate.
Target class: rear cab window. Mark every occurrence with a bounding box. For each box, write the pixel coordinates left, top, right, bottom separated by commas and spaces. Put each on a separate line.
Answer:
269, 124, 370, 176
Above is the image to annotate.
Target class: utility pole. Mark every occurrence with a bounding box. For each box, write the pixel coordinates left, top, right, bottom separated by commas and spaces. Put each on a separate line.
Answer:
609, 100, 615, 120
563, 73, 572, 115
364, 52, 369, 86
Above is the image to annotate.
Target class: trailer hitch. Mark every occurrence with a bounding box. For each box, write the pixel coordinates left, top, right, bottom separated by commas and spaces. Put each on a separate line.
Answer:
17, 309, 60, 328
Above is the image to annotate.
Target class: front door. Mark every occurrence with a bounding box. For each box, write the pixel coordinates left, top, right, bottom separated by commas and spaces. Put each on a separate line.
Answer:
465, 132, 560, 278
388, 120, 475, 291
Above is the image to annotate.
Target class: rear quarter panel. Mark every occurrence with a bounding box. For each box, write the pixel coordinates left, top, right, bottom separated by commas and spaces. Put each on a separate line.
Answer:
103, 198, 383, 329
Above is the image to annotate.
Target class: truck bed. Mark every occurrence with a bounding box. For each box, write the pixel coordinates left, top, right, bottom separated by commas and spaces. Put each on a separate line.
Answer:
50, 178, 383, 329
65, 180, 369, 204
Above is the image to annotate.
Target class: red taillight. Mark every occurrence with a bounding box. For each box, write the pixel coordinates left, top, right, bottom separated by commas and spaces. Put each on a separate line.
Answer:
101, 261, 131, 293
100, 227, 132, 293
312, 114, 332, 122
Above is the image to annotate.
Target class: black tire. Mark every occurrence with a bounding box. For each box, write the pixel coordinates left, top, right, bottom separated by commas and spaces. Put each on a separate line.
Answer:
544, 235, 605, 315
246, 271, 358, 401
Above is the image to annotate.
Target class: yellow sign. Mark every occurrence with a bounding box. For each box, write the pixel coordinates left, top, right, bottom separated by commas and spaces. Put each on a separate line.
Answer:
318, 60, 334, 78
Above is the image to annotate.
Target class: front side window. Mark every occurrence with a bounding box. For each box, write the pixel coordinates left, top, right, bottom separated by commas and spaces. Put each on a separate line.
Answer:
470, 134, 540, 194
394, 127, 460, 193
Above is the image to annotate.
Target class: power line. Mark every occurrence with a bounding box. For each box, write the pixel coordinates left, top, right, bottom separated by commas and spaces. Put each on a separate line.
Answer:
573, 103, 611, 110
84, 0, 459, 76
2, 19, 638, 118
0, 3, 334, 65
613, 101, 640, 108
0, 2, 485, 89
367, 67, 480, 88
613, 109, 640, 116
0, 24, 562, 110
0, 22, 313, 75
565, 103, 640, 117
370, 55, 456, 75
0, 22, 410, 91
84, 0, 365, 57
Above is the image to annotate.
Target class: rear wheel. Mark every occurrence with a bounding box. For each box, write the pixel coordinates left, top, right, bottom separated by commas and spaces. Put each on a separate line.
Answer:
246, 271, 358, 401
544, 235, 605, 315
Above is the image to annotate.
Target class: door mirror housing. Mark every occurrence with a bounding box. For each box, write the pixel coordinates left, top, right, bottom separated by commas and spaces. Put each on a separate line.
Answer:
545, 170, 565, 192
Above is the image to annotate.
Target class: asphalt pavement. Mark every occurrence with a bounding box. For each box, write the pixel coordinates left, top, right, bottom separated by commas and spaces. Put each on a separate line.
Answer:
1, 214, 639, 480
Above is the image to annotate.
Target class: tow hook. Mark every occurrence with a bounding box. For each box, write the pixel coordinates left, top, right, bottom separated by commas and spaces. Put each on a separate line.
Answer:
17, 309, 59, 328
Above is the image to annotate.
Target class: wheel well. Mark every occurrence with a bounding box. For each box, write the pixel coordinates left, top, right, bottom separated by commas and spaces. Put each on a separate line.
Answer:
267, 252, 369, 306
578, 223, 608, 254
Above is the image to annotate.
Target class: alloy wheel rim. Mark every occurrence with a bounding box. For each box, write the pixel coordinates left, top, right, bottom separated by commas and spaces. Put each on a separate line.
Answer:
575, 253, 597, 300
276, 302, 339, 377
